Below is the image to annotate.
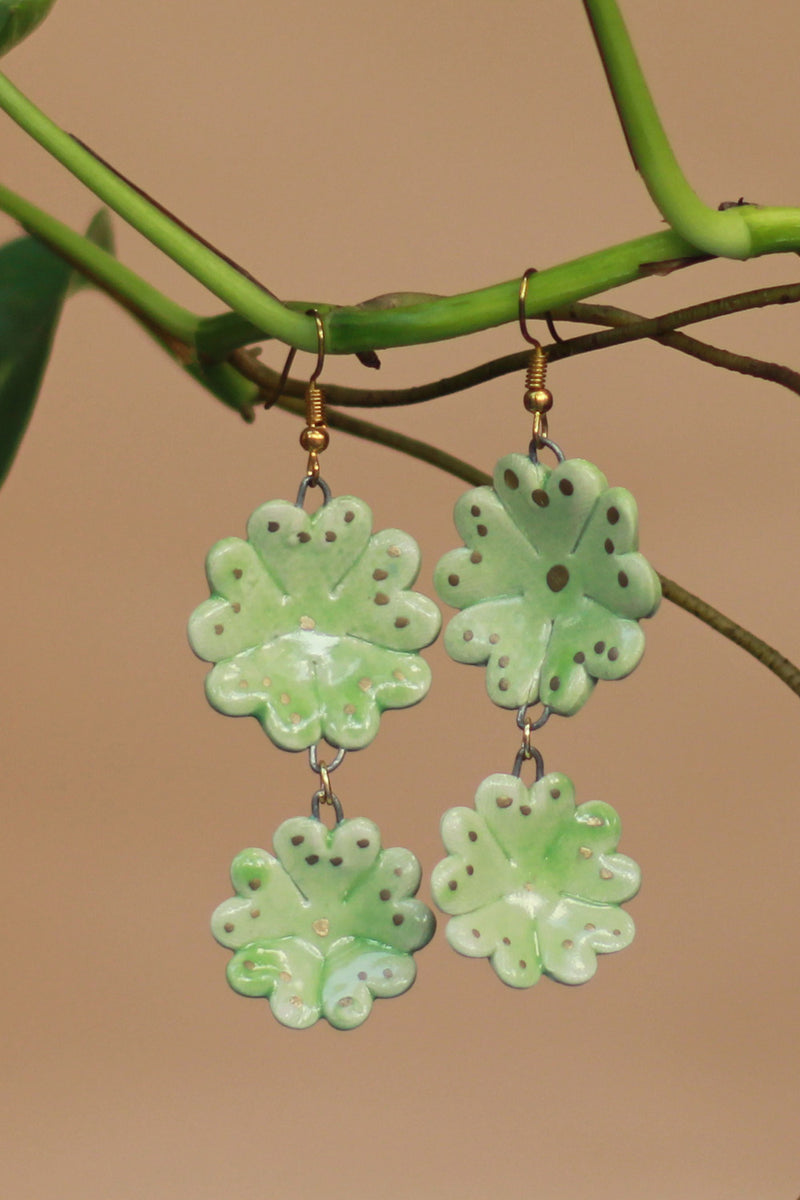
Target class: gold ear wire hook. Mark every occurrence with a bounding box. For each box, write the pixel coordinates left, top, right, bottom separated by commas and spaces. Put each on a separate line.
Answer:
299, 310, 329, 482
518, 267, 554, 446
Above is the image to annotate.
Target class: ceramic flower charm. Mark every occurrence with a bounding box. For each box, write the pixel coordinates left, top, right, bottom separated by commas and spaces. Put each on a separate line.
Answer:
189, 495, 441, 750
431, 770, 640, 987
212, 815, 435, 1029
435, 453, 660, 716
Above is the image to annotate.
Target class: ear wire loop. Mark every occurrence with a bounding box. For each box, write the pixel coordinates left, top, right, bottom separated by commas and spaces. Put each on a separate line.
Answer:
519, 268, 554, 449
298, 310, 329, 482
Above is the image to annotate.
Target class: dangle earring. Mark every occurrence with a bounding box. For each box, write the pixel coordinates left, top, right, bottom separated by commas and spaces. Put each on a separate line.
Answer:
188, 313, 440, 1029
430, 271, 660, 988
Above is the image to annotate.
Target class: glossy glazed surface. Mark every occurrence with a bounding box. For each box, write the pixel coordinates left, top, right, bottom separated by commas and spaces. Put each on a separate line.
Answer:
212, 814, 436, 1029
432, 770, 640, 987
189, 494, 441, 749
435, 453, 660, 715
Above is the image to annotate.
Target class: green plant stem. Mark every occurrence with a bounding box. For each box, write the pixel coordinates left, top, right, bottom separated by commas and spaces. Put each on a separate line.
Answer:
227, 285, 800, 408
582, 0, 800, 259
0, 71, 316, 350
4, 43, 800, 361
0, 182, 199, 343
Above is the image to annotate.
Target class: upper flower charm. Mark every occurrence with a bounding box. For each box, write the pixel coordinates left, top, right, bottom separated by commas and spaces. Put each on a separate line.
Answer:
212, 815, 435, 1030
434, 453, 660, 716
431, 770, 640, 987
189, 495, 441, 750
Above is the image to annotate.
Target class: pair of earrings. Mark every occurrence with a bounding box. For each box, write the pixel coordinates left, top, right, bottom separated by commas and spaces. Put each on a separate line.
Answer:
188, 285, 661, 1030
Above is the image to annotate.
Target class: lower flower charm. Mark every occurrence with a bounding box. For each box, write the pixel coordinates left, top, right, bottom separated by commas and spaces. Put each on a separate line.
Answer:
431, 770, 640, 987
212, 814, 435, 1029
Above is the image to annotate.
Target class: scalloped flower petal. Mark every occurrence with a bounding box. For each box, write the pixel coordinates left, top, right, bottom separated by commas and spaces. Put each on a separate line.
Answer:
189, 494, 441, 749
431, 770, 640, 988
212, 815, 435, 1030
435, 453, 660, 716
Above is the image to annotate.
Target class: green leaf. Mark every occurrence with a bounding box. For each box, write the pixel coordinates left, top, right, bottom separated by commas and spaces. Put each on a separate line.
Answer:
0, 207, 114, 489
0, 0, 57, 57
67, 206, 116, 295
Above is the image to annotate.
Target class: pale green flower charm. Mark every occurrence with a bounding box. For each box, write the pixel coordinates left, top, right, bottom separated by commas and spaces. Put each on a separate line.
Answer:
431, 770, 640, 987
189, 495, 441, 750
435, 453, 660, 715
212, 815, 435, 1029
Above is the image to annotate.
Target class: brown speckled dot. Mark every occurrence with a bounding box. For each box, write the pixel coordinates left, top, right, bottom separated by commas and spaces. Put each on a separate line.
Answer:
374, 592, 390, 605
243, 960, 255, 971
470, 505, 481, 517
520, 805, 531, 816
470, 550, 482, 564
325, 531, 337, 543
394, 617, 409, 628
502, 937, 511, 945
231, 603, 241, 613
600, 867, 614, 880
463, 630, 474, 642
546, 564, 569, 592
344, 511, 355, 523
496, 795, 513, 809
466, 865, 474, 875
357, 839, 370, 848
607, 506, 620, 525
358, 971, 367, 981
394, 868, 403, 877
224, 922, 234, 933
305, 855, 319, 866
613, 929, 621, 937
290, 835, 305, 846
392, 914, 404, 926
214, 624, 224, 635
604, 538, 614, 554
532, 489, 549, 508
448, 574, 460, 587
237, 679, 249, 690
267, 521, 280, 532
468, 831, 478, 842
608, 647, 619, 661
489, 633, 500, 644
330, 857, 343, 867
574, 651, 586, 664
498, 679, 509, 692
618, 571, 629, 588
559, 478, 574, 496
383, 969, 393, 979
338, 997, 353, 1008
549, 676, 560, 691
476, 524, 488, 537
297, 531, 311, 543
584, 923, 596, 932
379, 889, 391, 901
233, 568, 243, 579
248, 879, 261, 891
373, 568, 388, 581
498, 655, 509, 668
594, 641, 605, 654
448, 880, 458, 891
519, 959, 527, 969
387, 546, 401, 558
472, 929, 481, 939
550, 788, 561, 800
344, 703, 356, 715
562, 939, 574, 949
504, 468, 519, 490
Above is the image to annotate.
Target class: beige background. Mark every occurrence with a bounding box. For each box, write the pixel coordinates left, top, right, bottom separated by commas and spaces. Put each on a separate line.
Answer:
1, 3, 798, 1198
